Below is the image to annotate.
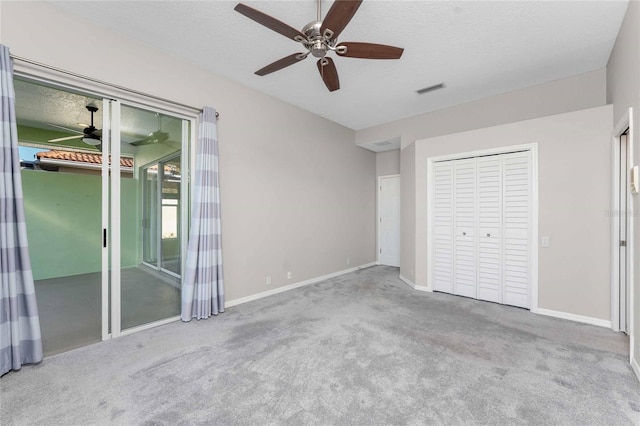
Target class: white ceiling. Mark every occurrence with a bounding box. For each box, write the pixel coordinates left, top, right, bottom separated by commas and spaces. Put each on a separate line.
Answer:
47, 0, 628, 131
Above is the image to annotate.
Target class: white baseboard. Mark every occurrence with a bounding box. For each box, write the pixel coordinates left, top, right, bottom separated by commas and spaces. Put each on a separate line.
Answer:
632, 356, 640, 384
225, 262, 377, 308
536, 308, 612, 328
398, 274, 415, 289
398, 274, 431, 292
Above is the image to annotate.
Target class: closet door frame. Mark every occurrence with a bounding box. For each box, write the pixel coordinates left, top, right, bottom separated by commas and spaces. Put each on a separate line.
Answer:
426, 143, 539, 312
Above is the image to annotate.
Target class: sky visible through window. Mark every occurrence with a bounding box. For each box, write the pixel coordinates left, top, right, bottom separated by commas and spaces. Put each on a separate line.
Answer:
19, 146, 48, 162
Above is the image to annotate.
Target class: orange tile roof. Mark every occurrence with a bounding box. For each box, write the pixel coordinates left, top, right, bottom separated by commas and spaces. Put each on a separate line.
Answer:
36, 150, 134, 168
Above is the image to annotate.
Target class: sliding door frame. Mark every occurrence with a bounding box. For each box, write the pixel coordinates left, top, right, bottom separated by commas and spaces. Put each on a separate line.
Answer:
13, 63, 199, 342
111, 99, 195, 338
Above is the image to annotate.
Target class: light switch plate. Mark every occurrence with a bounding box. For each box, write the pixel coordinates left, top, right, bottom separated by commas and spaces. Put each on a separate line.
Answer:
541, 236, 550, 248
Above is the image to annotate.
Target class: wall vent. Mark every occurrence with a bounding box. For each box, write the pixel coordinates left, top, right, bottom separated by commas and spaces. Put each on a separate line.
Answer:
416, 82, 446, 95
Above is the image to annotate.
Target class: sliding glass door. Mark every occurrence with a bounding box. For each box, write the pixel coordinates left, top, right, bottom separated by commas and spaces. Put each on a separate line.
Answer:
16, 77, 193, 352
111, 102, 190, 333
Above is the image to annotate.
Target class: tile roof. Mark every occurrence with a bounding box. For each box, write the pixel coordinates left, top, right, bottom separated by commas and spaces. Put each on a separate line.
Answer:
36, 150, 134, 168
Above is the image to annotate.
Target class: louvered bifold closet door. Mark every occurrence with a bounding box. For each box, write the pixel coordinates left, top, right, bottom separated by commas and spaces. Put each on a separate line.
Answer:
433, 162, 454, 293
477, 156, 503, 303
453, 159, 477, 298
502, 151, 531, 308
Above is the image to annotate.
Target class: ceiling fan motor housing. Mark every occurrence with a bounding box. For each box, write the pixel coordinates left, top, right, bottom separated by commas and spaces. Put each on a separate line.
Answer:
303, 21, 328, 58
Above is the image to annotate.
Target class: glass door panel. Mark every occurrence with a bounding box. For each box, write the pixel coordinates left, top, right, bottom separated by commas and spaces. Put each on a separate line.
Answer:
14, 78, 106, 355
117, 103, 187, 331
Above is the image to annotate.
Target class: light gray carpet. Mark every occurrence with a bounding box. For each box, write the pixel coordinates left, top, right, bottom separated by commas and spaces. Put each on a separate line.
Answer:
2, 266, 639, 425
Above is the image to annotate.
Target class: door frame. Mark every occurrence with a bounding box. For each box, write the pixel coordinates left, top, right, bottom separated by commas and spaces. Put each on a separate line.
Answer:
109, 99, 195, 339
426, 143, 539, 311
611, 108, 634, 359
377, 174, 401, 266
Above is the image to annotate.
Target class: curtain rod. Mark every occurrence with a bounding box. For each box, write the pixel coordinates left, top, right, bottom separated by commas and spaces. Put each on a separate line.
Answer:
10, 55, 219, 118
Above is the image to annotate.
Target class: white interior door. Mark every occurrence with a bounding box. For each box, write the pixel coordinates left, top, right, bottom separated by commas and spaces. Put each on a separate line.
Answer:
433, 162, 454, 293
477, 156, 503, 303
502, 151, 531, 308
453, 159, 477, 298
378, 175, 401, 267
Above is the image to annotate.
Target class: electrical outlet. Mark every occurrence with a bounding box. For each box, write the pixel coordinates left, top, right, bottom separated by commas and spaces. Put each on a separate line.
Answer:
346, 258, 350, 266
287, 271, 292, 280
266, 276, 271, 285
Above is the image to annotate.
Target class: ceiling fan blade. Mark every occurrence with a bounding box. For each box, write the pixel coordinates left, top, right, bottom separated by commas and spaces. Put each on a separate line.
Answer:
234, 3, 306, 41
255, 53, 307, 76
337, 42, 404, 59
48, 135, 83, 143
45, 123, 83, 134
320, 0, 363, 40
130, 139, 154, 146
317, 58, 340, 92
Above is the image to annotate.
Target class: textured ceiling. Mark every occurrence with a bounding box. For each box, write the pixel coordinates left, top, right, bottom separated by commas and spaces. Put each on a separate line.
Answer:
14, 79, 184, 147
47, 0, 628, 130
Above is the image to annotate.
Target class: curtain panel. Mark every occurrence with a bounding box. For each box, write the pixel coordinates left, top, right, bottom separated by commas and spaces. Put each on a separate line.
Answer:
181, 107, 224, 321
0, 45, 43, 376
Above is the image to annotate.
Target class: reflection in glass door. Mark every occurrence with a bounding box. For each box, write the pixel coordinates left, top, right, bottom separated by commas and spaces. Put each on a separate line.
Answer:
161, 155, 181, 276
142, 154, 182, 277
114, 103, 189, 332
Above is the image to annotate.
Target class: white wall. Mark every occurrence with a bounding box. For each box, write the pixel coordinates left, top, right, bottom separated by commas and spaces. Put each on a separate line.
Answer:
410, 106, 613, 321
376, 150, 400, 177
1, 2, 376, 301
356, 69, 607, 149
606, 0, 640, 375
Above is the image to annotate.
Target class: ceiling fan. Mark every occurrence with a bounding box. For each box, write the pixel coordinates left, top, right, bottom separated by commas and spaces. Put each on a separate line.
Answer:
48, 105, 102, 146
234, 0, 404, 92
130, 113, 170, 146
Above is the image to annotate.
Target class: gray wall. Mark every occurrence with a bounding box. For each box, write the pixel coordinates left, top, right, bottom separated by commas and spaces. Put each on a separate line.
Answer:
1, 1, 376, 301
411, 106, 613, 321
376, 150, 400, 177
400, 144, 415, 283
606, 0, 640, 372
356, 69, 607, 149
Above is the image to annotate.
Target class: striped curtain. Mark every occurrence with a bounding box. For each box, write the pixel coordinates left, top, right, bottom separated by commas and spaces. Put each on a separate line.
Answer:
181, 107, 224, 321
0, 45, 43, 376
